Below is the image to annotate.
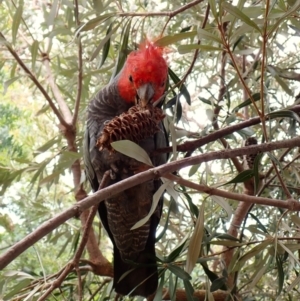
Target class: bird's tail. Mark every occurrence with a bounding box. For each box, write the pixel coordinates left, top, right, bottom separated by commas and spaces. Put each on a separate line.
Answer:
113, 245, 158, 297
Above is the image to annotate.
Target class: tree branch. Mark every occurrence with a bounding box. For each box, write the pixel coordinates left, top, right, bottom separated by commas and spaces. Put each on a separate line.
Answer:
162, 288, 229, 301
42, 57, 73, 124
118, 0, 204, 17
2, 136, 300, 269
165, 173, 298, 209
72, 0, 83, 126
154, 104, 300, 155
0, 32, 69, 128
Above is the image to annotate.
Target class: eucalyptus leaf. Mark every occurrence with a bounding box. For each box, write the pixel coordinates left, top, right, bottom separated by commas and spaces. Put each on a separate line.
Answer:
155, 31, 197, 47
130, 181, 167, 230
111, 140, 153, 167
222, 2, 261, 32
185, 203, 205, 274
12, 4, 23, 45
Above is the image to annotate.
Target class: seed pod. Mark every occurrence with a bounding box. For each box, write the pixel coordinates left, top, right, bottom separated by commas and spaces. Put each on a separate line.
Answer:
97, 104, 165, 151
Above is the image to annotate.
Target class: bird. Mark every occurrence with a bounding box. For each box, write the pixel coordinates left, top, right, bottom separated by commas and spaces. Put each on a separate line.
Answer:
83, 40, 168, 297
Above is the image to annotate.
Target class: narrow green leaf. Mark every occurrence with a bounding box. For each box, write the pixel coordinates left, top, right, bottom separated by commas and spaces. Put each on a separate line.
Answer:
153, 272, 165, 301
56, 233, 72, 258
168, 68, 191, 105
291, 215, 300, 228
162, 178, 179, 204
3, 76, 21, 95
197, 28, 222, 44
267, 110, 300, 123
209, 240, 243, 247
47, 0, 58, 26
232, 240, 271, 272
183, 279, 196, 301
111, 140, 153, 167
208, 0, 218, 19
111, 18, 132, 78
278, 240, 300, 265
34, 136, 60, 154
210, 277, 227, 292
4, 279, 31, 299
3, 271, 34, 279
276, 255, 284, 295
268, 0, 300, 35
186, 203, 205, 274
232, 35, 244, 51
156, 200, 173, 242
98, 22, 114, 66
75, 13, 115, 34
39, 170, 61, 186
249, 213, 268, 234
248, 254, 269, 289
168, 264, 191, 280
211, 195, 232, 220
287, 273, 300, 293
44, 27, 72, 38
180, 186, 199, 217
178, 44, 222, 54
198, 96, 213, 106
155, 31, 197, 47
222, 2, 261, 32
31, 40, 39, 70
91, 22, 119, 62
92, 0, 104, 12
23, 284, 42, 301
201, 263, 220, 283
166, 239, 187, 262
12, 4, 23, 45
209, 233, 240, 241
274, 75, 293, 95
180, 26, 193, 33
168, 273, 176, 301
188, 164, 200, 177
222, 169, 254, 186
231, 92, 261, 112
130, 180, 166, 230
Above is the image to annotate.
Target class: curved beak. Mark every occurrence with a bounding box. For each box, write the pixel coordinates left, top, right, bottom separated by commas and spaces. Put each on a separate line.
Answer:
136, 84, 154, 107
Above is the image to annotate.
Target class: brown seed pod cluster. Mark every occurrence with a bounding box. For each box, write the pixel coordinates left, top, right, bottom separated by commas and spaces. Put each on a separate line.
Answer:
97, 104, 165, 151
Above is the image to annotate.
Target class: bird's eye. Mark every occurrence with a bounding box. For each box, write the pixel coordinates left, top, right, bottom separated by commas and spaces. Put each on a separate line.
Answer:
161, 81, 165, 87
129, 75, 133, 83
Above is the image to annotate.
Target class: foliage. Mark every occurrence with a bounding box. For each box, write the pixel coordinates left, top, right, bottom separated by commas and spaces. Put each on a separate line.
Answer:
0, 0, 300, 300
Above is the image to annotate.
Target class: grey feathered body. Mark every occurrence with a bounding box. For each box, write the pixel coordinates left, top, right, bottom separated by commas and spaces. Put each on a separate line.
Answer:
84, 78, 167, 297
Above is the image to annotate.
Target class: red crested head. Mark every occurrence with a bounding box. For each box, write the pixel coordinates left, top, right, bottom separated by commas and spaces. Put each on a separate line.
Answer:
117, 40, 168, 106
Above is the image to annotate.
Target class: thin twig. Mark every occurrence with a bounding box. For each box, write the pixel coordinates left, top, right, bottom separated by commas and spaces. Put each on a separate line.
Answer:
3, 136, 300, 269
42, 57, 73, 124
118, 0, 204, 17
37, 172, 111, 301
154, 104, 300, 155
177, 4, 210, 88
217, 23, 261, 116
164, 173, 298, 210
72, 0, 83, 126
0, 32, 69, 128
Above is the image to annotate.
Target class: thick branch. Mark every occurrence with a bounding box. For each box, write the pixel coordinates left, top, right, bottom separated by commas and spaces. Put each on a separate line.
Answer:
2, 136, 300, 269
